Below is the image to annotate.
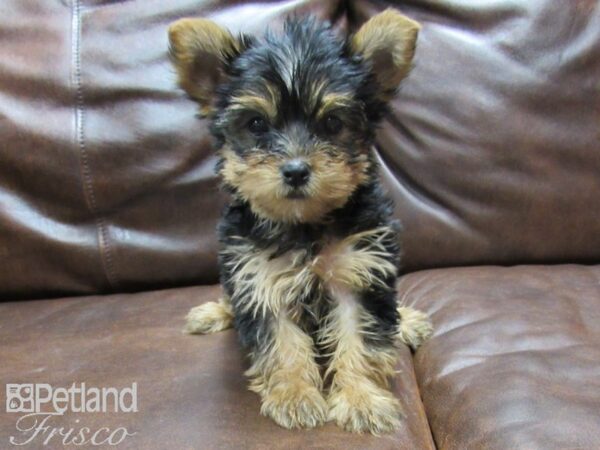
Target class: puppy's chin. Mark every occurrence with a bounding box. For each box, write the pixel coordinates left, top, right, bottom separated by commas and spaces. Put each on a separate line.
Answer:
284, 189, 308, 200
246, 195, 342, 224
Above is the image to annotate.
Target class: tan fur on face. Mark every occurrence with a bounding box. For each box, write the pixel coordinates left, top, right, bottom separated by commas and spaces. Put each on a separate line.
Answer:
184, 297, 234, 334
227, 87, 280, 122
302, 77, 353, 116
351, 9, 421, 99
220, 147, 371, 224
318, 287, 402, 434
246, 314, 327, 429
311, 226, 398, 291
168, 18, 241, 115
316, 93, 355, 119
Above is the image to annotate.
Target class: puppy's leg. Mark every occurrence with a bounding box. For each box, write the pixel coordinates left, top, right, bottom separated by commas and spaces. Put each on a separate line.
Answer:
222, 244, 327, 429
245, 312, 327, 429
312, 227, 406, 433
322, 287, 402, 434
184, 296, 234, 334
396, 305, 433, 351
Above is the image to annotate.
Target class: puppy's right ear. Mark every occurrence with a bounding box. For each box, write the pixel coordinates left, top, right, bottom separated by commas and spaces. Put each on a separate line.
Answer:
168, 18, 245, 115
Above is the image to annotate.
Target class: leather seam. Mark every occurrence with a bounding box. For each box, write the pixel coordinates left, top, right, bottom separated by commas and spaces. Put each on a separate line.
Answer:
72, 0, 119, 290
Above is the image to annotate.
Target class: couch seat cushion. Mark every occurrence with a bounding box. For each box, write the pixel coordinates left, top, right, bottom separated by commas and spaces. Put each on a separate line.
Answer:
401, 265, 600, 450
0, 285, 434, 449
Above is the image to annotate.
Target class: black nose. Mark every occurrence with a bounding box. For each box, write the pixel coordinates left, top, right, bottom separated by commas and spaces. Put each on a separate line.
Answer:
281, 160, 310, 188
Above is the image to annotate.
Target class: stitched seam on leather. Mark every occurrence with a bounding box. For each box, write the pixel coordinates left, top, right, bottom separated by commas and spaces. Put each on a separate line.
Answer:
72, 0, 118, 290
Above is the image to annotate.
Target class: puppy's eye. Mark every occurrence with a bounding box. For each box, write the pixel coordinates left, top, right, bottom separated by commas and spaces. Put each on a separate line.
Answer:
324, 114, 343, 135
247, 116, 269, 135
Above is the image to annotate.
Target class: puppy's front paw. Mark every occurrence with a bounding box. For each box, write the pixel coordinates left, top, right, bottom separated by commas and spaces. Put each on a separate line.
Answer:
396, 306, 433, 350
261, 383, 327, 429
327, 383, 402, 434
184, 297, 234, 334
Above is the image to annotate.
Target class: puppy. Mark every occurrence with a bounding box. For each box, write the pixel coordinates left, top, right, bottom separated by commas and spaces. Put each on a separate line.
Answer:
169, 10, 432, 434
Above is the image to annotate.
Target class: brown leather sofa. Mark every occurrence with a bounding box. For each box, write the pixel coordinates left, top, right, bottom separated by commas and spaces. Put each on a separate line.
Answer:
1, 1, 599, 449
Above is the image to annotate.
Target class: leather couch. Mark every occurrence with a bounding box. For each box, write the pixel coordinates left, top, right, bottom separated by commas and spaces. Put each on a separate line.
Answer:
1, 1, 599, 448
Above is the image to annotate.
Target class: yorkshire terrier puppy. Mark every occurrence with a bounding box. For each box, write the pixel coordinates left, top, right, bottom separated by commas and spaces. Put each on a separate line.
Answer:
169, 9, 433, 434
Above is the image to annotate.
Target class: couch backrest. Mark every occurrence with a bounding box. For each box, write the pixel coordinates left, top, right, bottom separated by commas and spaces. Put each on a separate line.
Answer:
373, 0, 600, 271
1, 0, 598, 299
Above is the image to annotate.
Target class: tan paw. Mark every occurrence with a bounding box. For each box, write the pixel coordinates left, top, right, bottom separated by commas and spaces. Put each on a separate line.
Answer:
327, 383, 402, 434
260, 383, 328, 429
184, 297, 234, 334
396, 306, 433, 350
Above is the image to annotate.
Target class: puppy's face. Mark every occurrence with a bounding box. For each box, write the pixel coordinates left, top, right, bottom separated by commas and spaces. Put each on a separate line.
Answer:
169, 11, 420, 224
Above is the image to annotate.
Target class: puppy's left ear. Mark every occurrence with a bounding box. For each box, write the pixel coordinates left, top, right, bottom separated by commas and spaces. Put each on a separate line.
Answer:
168, 18, 247, 115
351, 9, 421, 101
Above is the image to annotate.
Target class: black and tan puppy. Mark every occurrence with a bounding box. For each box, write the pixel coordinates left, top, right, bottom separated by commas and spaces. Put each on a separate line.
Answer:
169, 10, 432, 434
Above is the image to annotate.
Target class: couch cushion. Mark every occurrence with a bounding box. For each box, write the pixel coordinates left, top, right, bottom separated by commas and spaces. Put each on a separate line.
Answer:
0, 285, 434, 449
354, 0, 600, 271
0, 0, 343, 299
400, 264, 600, 450
3, 0, 599, 299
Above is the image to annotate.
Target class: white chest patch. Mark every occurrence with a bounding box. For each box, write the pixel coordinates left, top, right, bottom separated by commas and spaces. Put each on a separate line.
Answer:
224, 226, 397, 318
223, 243, 313, 318
311, 226, 398, 293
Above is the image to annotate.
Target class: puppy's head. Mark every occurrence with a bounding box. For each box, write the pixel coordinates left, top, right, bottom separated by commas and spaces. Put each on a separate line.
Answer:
169, 10, 420, 224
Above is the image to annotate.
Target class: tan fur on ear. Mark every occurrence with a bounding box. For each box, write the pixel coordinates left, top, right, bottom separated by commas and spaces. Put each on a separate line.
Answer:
351, 9, 421, 100
168, 18, 241, 115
